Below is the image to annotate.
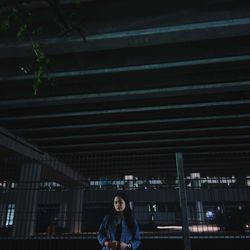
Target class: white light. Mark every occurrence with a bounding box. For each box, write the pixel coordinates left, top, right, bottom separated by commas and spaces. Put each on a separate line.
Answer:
190, 225, 220, 233
157, 226, 182, 230
125, 175, 133, 180
206, 210, 214, 219
156, 225, 220, 232
190, 173, 200, 179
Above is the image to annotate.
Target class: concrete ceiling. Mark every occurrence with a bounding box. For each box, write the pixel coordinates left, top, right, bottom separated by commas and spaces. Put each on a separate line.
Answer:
1, 0, 250, 177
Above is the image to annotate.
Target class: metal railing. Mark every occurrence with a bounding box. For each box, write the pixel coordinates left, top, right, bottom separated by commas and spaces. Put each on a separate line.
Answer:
0, 155, 250, 249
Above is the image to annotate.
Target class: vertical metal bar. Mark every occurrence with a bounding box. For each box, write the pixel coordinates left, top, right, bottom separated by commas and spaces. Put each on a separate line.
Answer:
176, 152, 191, 250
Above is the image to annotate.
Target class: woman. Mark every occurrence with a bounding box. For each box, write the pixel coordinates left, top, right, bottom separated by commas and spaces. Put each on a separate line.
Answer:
97, 192, 141, 250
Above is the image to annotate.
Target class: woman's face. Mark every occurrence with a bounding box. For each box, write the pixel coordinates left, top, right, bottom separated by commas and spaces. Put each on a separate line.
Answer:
114, 196, 126, 213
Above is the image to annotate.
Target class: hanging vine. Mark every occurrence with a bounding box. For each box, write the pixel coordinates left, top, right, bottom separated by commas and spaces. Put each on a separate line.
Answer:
0, 0, 85, 95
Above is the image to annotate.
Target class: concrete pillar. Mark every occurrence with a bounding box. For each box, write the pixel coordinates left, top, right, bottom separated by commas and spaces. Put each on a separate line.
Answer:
196, 201, 205, 222
0, 203, 7, 228
190, 173, 204, 223
69, 187, 83, 234
125, 175, 134, 189
58, 203, 67, 230
190, 173, 201, 188
13, 162, 42, 237
0, 181, 10, 228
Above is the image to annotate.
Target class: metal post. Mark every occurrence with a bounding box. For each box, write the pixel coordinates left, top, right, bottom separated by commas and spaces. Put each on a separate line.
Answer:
176, 152, 191, 250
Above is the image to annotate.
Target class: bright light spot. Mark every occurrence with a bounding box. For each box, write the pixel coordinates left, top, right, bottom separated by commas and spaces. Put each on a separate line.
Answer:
157, 225, 220, 232
190, 225, 220, 233
206, 210, 215, 220
125, 175, 133, 181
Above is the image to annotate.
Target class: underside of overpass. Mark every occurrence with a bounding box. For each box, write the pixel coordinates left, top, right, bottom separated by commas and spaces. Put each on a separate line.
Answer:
1, 0, 250, 177
0, 0, 250, 249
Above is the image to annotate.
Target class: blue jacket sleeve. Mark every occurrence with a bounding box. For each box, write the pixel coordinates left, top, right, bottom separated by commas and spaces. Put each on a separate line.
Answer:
130, 219, 141, 250
97, 215, 109, 247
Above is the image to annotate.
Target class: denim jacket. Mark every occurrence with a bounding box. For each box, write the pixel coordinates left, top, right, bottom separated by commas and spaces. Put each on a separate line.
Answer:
97, 215, 141, 250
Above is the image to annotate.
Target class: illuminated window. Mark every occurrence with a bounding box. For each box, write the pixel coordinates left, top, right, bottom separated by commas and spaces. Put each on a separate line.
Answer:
125, 175, 133, 181
0, 181, 7, 188
148, 204, 157, 212
5, 204, 15, 226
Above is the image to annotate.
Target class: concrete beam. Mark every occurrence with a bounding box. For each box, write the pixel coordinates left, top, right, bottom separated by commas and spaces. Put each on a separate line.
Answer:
40, 134, 250, 150
45, 143, 250, 154
0, 80, 250, 110
1, 98, 250, 121
0, 126, 82, 182
1, 54, 250, 81
11, 113, 250, 134
27, 125, 250, 143
0, 17, 250, 59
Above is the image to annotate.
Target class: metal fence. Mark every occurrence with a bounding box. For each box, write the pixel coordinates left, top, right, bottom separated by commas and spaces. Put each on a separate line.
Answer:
0, 153, 250, 249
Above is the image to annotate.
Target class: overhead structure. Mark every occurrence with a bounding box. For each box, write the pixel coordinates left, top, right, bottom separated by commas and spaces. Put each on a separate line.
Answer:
1, 0, 250, 176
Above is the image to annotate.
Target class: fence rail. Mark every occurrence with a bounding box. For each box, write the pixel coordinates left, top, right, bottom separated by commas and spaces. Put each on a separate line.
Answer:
1, 155, 250, 242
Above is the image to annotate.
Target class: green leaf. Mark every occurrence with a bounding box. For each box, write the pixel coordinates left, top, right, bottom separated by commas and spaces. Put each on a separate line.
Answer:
17, 23, 28, 40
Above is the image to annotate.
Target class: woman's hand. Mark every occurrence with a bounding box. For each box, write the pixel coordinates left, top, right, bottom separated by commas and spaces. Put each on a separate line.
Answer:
104, 240, 129, 250
119, 242, 129, 250
104, 240, 119, 250
111, 241, 119, 250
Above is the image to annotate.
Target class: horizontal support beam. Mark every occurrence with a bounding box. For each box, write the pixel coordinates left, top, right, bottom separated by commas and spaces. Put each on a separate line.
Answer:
64, 159, 250, 167
1, 99, 250, 121
0, 127, 44, 155
28, 125, 250, 142
44, 143, 250, 154
54, 150, 250, 158
0, 127, 82, 181
55, 149, 250, 161
1, 17, 250, 59
1, 80, 250, 109
1, 0, 94, 9
40, 134, 250, 150
88, 17, 250, 41
55, 152, 250, 160
1, 54, 250, 81
11, 113, 250, 133
56, 158, 250, 168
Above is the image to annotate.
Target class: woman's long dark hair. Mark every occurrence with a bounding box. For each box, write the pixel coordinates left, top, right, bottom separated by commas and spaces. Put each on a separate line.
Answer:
106, 192, 136, 237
